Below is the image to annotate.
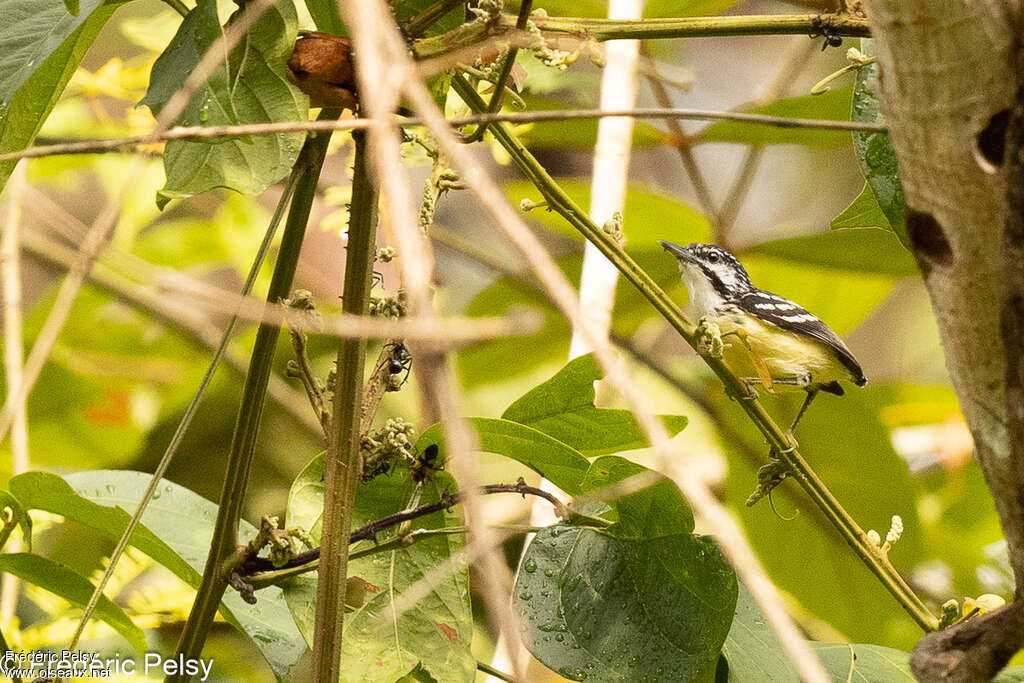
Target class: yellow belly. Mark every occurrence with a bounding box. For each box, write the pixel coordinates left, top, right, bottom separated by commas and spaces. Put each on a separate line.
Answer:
715, 312, 851, 392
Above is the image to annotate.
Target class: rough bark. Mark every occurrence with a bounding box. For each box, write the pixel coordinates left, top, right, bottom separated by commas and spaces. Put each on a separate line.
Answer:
863, 1, 1024, 680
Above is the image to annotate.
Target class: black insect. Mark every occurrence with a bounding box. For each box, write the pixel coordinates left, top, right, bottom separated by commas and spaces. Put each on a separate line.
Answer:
809, 16, 843, 51
379, 341, 412, 389
411, 444, 442, 483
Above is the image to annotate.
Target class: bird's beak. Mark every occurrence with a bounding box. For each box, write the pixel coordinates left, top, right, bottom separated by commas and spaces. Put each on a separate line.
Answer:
659, 240, 692, 262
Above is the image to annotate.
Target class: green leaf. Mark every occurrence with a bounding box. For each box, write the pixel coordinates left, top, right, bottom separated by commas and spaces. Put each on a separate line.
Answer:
831, 182, 893, 231
0, 489, 31, 551
141, 0, 308, 207
502, 353, 687, 456
724, 584, 1024, 681
0, 0, 106, 103
699, 87, 854, 146
10, 470, 307, 680
283, 456, 474, 683
720, 583, 797, 681
577, 455, 694, 539
304, 0, 345, 36
0, 553, 146, 653
515, 525, 737, 682
744, 228, 918, 277
851, 39, 907, 243
0, 1, 114, 193
417, 418, 590, 494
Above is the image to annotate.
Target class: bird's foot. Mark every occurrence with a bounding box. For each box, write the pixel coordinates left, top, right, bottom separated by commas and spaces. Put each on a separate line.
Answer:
695, 317, 725, 359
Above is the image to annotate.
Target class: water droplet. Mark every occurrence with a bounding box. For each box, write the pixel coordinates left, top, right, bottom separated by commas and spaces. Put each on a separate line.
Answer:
555, 633, 565, 642
523, 559, 537, 573
544, 568, 555, 577
518, 591, 533, 601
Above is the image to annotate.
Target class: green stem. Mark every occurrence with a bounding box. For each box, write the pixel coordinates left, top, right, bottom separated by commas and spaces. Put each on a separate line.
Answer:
160, 0, 190, 18
477, 660, 515, 682
167, 111, 339, 681
532, 13, 871, 41
248, 527, 469, 589
413, 12, 870, 60
451, 74, 938, 633
462, 0, 533, 143
312, 130, 379, 683
0, 516, 17, 551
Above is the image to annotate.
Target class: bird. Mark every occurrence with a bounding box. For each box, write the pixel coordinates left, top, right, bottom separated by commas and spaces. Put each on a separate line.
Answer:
659, 240, 866, 436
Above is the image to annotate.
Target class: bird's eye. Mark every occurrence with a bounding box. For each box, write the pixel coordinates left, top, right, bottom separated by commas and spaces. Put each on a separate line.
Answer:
707, 252, 719, 264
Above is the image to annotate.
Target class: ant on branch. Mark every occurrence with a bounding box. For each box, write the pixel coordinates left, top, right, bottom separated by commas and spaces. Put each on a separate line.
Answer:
809, 16, 844, 51
378, 341, 412, 390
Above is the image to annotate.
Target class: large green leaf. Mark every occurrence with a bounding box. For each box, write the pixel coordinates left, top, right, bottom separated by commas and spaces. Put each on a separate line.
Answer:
0, 1, 114, 192
699, 87, 854, 146
515, 524, 736, 682
282, 456, 474, 683
141, 0, 308, 207
851, 39, 907, 243
0, 553, 145, 653
417, 418, 590, 494
744, 228, 917, 277
502, 353, 687, 456
10, 470, 307, 680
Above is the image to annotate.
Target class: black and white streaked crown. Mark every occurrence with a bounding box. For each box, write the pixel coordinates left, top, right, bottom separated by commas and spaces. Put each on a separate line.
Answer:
660, 241, 755, 299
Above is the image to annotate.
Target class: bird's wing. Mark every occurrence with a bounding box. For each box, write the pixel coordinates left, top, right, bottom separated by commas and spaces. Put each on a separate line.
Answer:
736, 291, 866, 385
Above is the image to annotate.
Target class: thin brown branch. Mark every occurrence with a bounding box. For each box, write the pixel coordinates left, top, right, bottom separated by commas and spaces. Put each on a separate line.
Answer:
0, 109, 888, 163
239, 478, 568, 576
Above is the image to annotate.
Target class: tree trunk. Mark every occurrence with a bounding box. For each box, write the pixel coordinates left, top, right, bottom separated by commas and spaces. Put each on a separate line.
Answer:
863, 1, 1024, 680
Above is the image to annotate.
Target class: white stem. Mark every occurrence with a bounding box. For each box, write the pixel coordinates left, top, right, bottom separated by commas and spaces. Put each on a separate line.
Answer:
495, 0, 645, 675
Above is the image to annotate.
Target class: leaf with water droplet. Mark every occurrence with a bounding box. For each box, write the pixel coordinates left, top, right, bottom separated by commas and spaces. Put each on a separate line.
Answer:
514, 524, 736, 682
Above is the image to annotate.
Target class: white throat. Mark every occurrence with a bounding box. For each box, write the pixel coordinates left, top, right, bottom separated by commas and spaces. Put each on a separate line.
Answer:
678, 263, 727, 317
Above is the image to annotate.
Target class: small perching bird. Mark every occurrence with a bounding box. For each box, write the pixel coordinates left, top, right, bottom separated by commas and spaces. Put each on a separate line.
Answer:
660, 241, 867, 436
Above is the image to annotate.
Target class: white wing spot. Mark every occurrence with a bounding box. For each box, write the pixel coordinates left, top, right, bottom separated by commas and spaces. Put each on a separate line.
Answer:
775, 302, 797, 311
779, 314, 817, 323
754, 302, 776, 311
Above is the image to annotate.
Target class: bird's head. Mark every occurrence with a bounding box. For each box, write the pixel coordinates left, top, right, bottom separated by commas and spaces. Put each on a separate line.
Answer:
659, 241, 754, 312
